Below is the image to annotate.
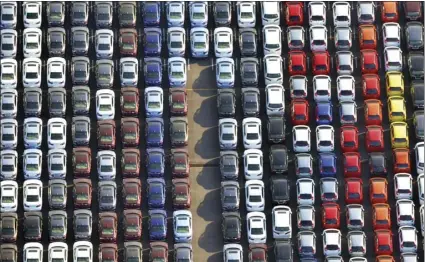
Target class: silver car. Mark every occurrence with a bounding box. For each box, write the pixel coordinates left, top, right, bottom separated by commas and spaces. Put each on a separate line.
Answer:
74, 209, 92, 240
71, 27, 89, 56
96, 59, 114, 88
219, 118, 238, 150
334, 27, 352, 50
220, 151, 239, 180
72, 86, 90, 115
95, 2, 113, 28
339, 101, 357, 125
95, 29, 114, 59
168, 27, 186, 57
295, 153, 313, 177
346, 204, 365, 230
98, 181, 117, 211
47, 27, 66, 56
221, 181, 240, 211
71, 57, 90, 85
357, 2, 375, 24
23, 87, 42, 117
223, 244, 242, 262
287, 26, 305, 50
71, 2, 89, 26
347, 231, 367, 257
48, 88, 66, 117
48, 179, 67, 209
0, 2, 17, 29
336, 51, 354, 75
72, 116, 91, 146
48, 210, 67, 241
289, 75, 308, 99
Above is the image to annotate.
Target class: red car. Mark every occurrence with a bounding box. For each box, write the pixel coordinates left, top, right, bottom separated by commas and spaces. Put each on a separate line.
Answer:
73, 178, 92, 208
343, 152, 361, 178
249, 244, 267, 262
285, 2, 304, 26
291, 99, 309, 125
312, 51, 330, 75
404, 2, 423, 21
123, 209, 142, 241
362, 74, 381, 99
172, 178, 191, 209
392, 149, 411, 174
122, 178, 142, 209
171, 148, 190, 178
361, 50, 379, 74
366, 126, 384, 152
150, 242, 168, 262
73, 147, 92, 177
345, 178, 363, 204
321, 203, 340, 229
121, 87, 139, 116
364, 99, 383, 126
288, 51, 306, 76
99, 212, 118, 243
381, 2, 399, 22
374, 230, 394, 256
122, 149, 140, 178
121, 118, 140, 147
99, 244, 118, 262
340, 126, 359, 152
169, 88, 188, 116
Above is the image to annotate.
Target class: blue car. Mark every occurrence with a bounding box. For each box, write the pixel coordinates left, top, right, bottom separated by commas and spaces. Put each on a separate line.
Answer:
147, 178, 166, 209
148, 209, 167, 240
144, 28, 162, 56
146, 148, 165, 177
144, 57, 162, 86
315, 102, 333, 125
319, 153, 337, 177
146, 118, 164, 147
142, 2, 161, 27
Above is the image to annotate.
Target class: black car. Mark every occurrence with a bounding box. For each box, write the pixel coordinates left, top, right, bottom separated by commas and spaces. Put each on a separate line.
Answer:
269, 145, 288, 173
221, 181, 240, 211
414, 110, 424, 140
95, 2, 113, 28
220, 151, 239, 180
239, 28, 258, 57
48, 210, 67, 241
222, 212, 241, 242
408, 52, 424, 80
369, 152, 387, 176
411, 81, 424, 109
217, 89, 236, 118
24, 212, 42, 241
267, 117, 285, 143
71, 2, 89, 26
119, 2, 137, 27
240, 58, 259, 87
47, 2, 65, 26
274, 240, 293, 262
270, 176, 290, 204
0, 244, 17, 262
214, 2, 232, 27
241, 88, 260, 117
0, 213, 18, 242
405, 22, 424, 50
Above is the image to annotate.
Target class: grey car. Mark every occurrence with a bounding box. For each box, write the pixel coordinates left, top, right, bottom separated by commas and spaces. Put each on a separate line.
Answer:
72, 116, 91, 146
72, 86, 91, 115
24, 212, 42, 241
221, 181, 240, 211
297, 231, 317, 258
287, 26, 305, 50
240, 58, 259, 87
71, 27, 90, 56
217, 89, 236, 118
220, 151, 239, 180
47, 28, 66, 56
119, 2, 137, 27
23, 87, 42, 117
275, 240, 293, 262
295, 153, 314, 177
0, 244, 17, 262
48, 210, 67, 241
74, 209, 92, 240
222, 212, 242, 242
214, 2, 232, 27
47, 2, 65, 27
48, 179, 67, 209
95, 2, 113, 28
48, 88, 66, 117
271, 176, 290, 204
414, 110, 424, 140
71, 2, 89, 26
1, 213, 17, 242
339, 101, 357, 124
269, 145, 288, 174
267, 117, 285, 143
334, 27, 352, 50
99, 181, 117, 211
239, 28, 257, 57
174, 243, 193, 262
405, 22, 424, 50
96, 59, 114, 89
411, 81, 424, 109
124, 242, 143, 262
336, 51, 354, 75
242, 88, 260, 117
71, 57, 90, 85
408, 52, 424, 80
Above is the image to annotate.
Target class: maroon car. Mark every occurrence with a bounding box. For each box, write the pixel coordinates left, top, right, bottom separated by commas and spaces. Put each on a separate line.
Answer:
404, 2, 422, 20
73, 178, 92, 208
121, 117, 140, 147
99, 243, 118, 262
123, 209, 142, 241
171, 148, 190, 178
119, 28, 138, 56
172, 178, 191, 209
99, 212, 117, 243
122, 178, 141, 208
97, 120, 116, 149
150, 242, 168, 262
249, 244, 267, 262
122, 148, 140, 178
121, 87, 139, 116
72, 147, 91, 177
169, 88, 188, 116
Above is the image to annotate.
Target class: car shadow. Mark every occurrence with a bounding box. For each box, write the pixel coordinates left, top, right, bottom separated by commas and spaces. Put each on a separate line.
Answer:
197, 219, 223, 254
194, 127, 220, 162
193, 95, 217, 128
191, 66, 216, 97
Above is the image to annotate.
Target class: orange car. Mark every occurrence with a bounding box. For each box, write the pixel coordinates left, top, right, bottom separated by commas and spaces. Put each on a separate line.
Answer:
374, 229, 393, 256
369, 178, 388, 204
359, 25, 377, 49
372, 203, 392, 230
381, 2, 399, 22
364, 99, 383, 126
392, 149, 411, 173
376, 255, 395, 262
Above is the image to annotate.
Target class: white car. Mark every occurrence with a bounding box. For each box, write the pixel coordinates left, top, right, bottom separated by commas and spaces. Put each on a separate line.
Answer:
24, 117, 42, 148
246, 212, 267, 244
396, 199, 415, 226
24, 243, 43, 262
313, 75, 332, 102
382, 22, 401, 48
296, 178, 315, 205
272, 205, 292, 239
216, 57, 235, 88
97, 150, 116, 180
0, 58, 17, 88
47, 57, 66, 88
245, 180, 265, 212
173, 210, 193, 243
166, 2, 185, 27
0, 2, 17, 29
323, 229, 342, 257
23, 2, 42, 28
189, 1, 208, 27
0, 89, 17, 118
23, 28, 42, 58
308, 1, 326, 26
23, 58, 41, 88
190, 27, 209, 58
309, 25, 328, 51
262, 25, 281, 55
48, 243, 68, 262
120, 57, 138, 87
23, 149, 42, 179
332, 2, 351, 27
346, 204, 365, 230
414, 142, 424, 174
168, 57, 187, 87
334, 27, 352, 50
357, 2, 375, 24
337, 75, 355, 101
394, 173, 413, 200
336, 51, 354, 75
95, 29, 114, 59
48, 149, 67, 179
242, 117, 262, 149
1, 119, 17, 149
219, 118, 238, 150
418, 174, 424, 205
316, 125, 335, 152
398, 226, 418, 253
384, 47, 403, 72
73, 241, 93, 262
237, 2, 256, 28
145, 87, 164, 117
23, 179, 43, 211
293, 125, 311, 152
0, 180, 18, 212
223, 244, 243, 262
420, 205, 424, 237
347, 231, 367, 257
261, 1, 280, 25
287, 26, 306, 50
243, 149, 263, 180
263, 55, 283, 85
96, 89, 115, 120
47, 118, 67, 149
1, 29, 17, 58
265, 84, 285, 116
0, 150, 18, 180
297, 205, 316, 230
214, 27, 233, 57
168, 27, 186, 57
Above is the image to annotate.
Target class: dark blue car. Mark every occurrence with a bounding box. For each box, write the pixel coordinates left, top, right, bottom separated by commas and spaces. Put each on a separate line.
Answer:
142, 2, 161, 27
146, 148, 165, 177
315, 102, 333, 125
144, 57, 162, 86
146, 118, 164, 147
148, 209, 167, 240
144, 28, 162, 56
319, 153, 337, 177
147, 178, 166, 209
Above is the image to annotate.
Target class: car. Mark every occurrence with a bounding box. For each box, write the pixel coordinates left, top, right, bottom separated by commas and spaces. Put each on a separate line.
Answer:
319, 153, 337, 177
295, 153, 313, 178
373, 230, 394, 256
357, 1, 375, 24
267, 117, 285, 143
146, 148, 165, 177
147, 178, 166, 209
247, 212, 267, 244
386, 71, 405, 97
98, 212, 117, 242
190, 27, 209, 58
362, 74, 381, 99
291, 99, 309, 125
263, 54, 283, 85
0, 89, 17, 118
0, 150, 18, 180
312, 51, 330, 75
175, 244, 193, 262
72, 116, 91, 147
418, 174, 424, 205
384, 47, 403, 72
320, 177, 339, 202
396, 199, 415, 226
47, 118, 66, 149
343, 152, 361, 178
392, 149, 411, 174
48, 236, 67, 259
220, 151, 239, 180
213, 2, 231, 26
405, 22, 424, 50
142, 2, 161, 26
120, 58, 138, 87
394, 173, 413, 200
287, 26, 305, 51
167, 27, 185, 57
242, 118, 262, 149
316, 125, 334, 152
217, 89, 236, 118
96, 120, 116, 150
404, 1, 423, 20
96, 89, 115, 120
71, 57, 90, 85
308, 1, 326, 25
166, 2, 185, 27
297, 178, 315, 205
143, 28, 162, 57
383, 22, 401, 48
245, 180, 265, 212
99, 244, 118, 262
364, 99, 383, 126
173, 210, 192, 243
240, 58, 259, 87
118, 2, 136, 27
346, 204, 365, 230
121, 87, 139, 116
270, 176, 290, 204
369, 152, 387, 176
293, 125, 311, 152
334, 27, 352, 50
170, 117, 189, 147
23, 243, 43, 262
122, 179, 141, 209
365, 126, 384, 152
381, 2, 399, 22
23, 28, 42, 58
46, 57, 66, 88
390, 122, 409, 149
333, 2, 350, 27
121, 118, 140, 147
323, 229, 342, 257
340, 126, 359, 152
297, 205, 316, 230
47, 149, 66, 179
148, 210, 167, 241
47, 27, 65, 56
272, 206, 292, 239
415, 142, 424, 174
388, 96, 406, 122
95, 29, 114, 59
345, 178, 363, 204
288, 51, 307, 76
72, 86, 90, 115
48, 88, 66, 117
23, 149, 42, 179
23, 179, 42, 212
411, 81, 424, 109
216, 57, 235, 88
189, 2, 208, 27
48, 179, 67, 210
241, 88, 260, 117
313, 75, 331, 102
23, 2, 42, 28
322, 203, 340, 229
73, 179, 92, 209
316, 102, 333, 125
347, 231, 367, 257
145, 118, 164, 147
238, 28, 258, 57
262, 25, 281, 55
237, 1, 256, 28
336, 51, 354, 75
149, 242, 168, 262
398, 226, 418, 253
359, 25, 377, 49
73, 209, 92, 240
339, 101, 357, 125
285, 2, 303, 26
98, 181, 117, 211
370, 178, 388, 204
118, 28, 138, 56
219, 118, 238, 150
408, 52, 424, 80
71, 2, 89, 26
221, 181, 240, 211
0, 59, 17, 89
121, 149, 140, 178
309, 25, 328, 51
97, 150, 116, 180
297, 231, 317, 258
172, 178, 191, 209
261, 1, 280, 24
360, 49, 379, 74
95, 1, 113, 28
0, 2, 17, 29
1, 29, 17, 58
46, 2, 65, 27
269, 145, 288, 174
73, 242, 93, 262
214, 27, 233, 58
168, 57, 187, 87
95, 59, 114, 89
372, 204, 392, 230
0, 181, 17, 212
421, 206, 425, 236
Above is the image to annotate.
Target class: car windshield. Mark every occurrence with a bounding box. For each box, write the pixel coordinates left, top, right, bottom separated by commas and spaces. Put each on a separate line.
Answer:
51, 133, 63, 140
123, 72, 135, 79
75, 130, 87, 138
251, 227, 263, 235
1, 13, 14, 20
26, 163, 39, 171
26, 131, 39, 140
51, 101, 63, 109
73, 10, 85, 19
171, 71, 184, 78
76, 192, 88, 200
147, 71, 159, 78
50, 40, 62, 49
248, 164, 260, 170
222, 133, 234, 140
148, 101, 161, 108
26, 42, 39, 49
247, 133, 259, 140
76, 258, 90, 262
101, 195, 113, 203
101, 135, 113, 142
2, 164, 14, 171
146, 41, 158, 48
26, 12, 39, 19
194, 41, 206, 48
121, 13, 134, 21
193, 12, 205, 19
1, 43, 13, 50
290, 40, 303, 47
98, 43, 110, 50
2, 134, 14, 141
50, 72, 62, 79
2, 103, 14, 110
100, 165, 113, 172
218, 42, 230, 48
240, 12, 253, 18
176, 226, 189, 233
245, 100, 257, 109
99, 104, 112, 111
97, 13, 110, 21
51, 163, 63, 170
171, 41, 182, 48
1, 196, 14, 203
74, 39, 86, 48
267, 72, 281, 78
151, 222, 164, 232
223, 195, 236, 203
249, 195, 262, 202
26, 195, 39, 202
24, 72, 38, 79
169, 12, 182, 19
219, 72, 232, 79
150, 189, 163, 200
74, 70, 86, 78
216, 10, 229, 19
175, 191, 188, 201
223, 164, 235, 172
